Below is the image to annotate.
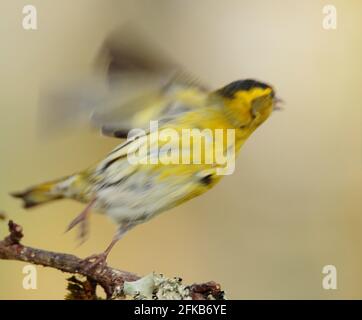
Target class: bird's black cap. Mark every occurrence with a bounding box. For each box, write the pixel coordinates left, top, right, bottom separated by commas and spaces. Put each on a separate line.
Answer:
218, 79, 273, 98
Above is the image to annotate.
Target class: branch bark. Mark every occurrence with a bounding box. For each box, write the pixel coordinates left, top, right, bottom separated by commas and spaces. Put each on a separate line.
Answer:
0, 220, 224, 300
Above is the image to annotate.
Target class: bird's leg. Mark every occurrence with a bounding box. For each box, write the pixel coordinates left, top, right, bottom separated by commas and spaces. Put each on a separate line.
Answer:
65, 198, 96, 244
81, 222, 135, 270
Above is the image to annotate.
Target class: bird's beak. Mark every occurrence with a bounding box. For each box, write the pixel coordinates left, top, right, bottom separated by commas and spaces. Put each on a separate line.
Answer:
273, 97, 284, 111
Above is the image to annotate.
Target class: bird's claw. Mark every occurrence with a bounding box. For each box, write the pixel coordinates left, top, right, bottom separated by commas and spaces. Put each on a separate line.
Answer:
80, 252, 108, 271
65, 199, 96, 245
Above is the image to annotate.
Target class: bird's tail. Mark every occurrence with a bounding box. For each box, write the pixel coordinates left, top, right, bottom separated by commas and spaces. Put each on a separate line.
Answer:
10, 175, 76, 208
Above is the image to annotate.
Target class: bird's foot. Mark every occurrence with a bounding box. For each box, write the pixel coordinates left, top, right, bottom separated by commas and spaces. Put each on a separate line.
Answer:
80, 252, 108, 271
65, 214, 89, 246
65, 198, 96, 245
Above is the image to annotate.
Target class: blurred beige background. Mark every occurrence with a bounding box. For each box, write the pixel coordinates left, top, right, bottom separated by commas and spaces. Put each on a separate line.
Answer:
0, 0, 361, 299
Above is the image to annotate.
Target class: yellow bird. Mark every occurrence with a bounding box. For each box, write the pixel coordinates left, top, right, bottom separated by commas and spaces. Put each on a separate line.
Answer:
11, 29, 279, 268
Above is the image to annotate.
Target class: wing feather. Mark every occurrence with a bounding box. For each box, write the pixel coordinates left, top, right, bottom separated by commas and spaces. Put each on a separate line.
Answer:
39, 24, 209, 139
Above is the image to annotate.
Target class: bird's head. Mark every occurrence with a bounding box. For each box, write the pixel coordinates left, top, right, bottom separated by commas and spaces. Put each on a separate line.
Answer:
216, 79, 280, 131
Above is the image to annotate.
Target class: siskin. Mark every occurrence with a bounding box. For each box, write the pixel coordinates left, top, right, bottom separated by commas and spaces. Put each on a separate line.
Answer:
12, 28, 280, 267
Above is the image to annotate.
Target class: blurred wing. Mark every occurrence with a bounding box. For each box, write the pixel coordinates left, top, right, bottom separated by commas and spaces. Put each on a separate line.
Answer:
95, 75, 210, 138
39, 25, 209, 139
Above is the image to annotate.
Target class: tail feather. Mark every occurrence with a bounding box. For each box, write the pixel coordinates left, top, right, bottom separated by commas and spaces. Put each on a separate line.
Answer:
11, 179, 67, 209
